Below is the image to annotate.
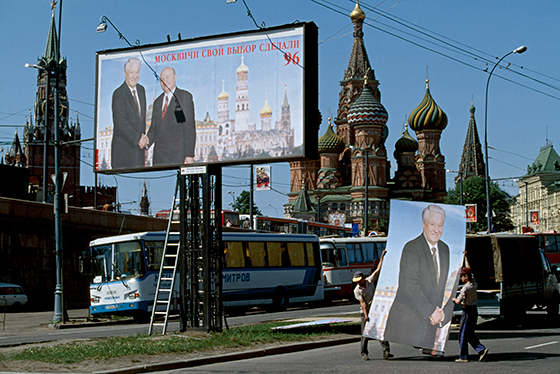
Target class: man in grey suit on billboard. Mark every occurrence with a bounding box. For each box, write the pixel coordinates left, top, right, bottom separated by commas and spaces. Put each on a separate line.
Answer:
140, 67, 195, 166
111, 57, 146, 169
384, 204, 454, 350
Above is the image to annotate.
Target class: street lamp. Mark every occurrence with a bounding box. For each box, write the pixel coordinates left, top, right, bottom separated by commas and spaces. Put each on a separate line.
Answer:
446, 169, 463, 205
484, 45, 527, 233
227, 190, 235, 207
268, 203, 279, 217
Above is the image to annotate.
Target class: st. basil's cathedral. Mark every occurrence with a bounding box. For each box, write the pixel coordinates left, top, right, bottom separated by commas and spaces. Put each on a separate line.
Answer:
286, 1, 449, 232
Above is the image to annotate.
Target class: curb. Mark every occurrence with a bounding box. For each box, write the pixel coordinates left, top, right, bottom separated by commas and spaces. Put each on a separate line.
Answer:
92, 336, 359, 374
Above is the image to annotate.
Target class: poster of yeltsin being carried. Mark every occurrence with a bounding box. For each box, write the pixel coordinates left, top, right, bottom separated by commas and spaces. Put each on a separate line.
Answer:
94, 23, 317, 173
364, 200, 466, 355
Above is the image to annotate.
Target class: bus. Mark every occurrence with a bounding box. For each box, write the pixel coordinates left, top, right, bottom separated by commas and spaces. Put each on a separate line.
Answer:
252, 215, 352, 237
88, 232, 322, 320
526, 232, 560, 267
319, 236, 387, 300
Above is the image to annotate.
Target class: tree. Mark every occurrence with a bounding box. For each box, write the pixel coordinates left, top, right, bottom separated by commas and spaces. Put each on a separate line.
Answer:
231, 190, 262, 215
444, 176, 514, 233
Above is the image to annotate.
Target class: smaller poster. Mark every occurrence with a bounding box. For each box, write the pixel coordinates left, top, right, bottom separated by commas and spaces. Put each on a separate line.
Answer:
255, 165, 271, 191
465, 204, 477, 222
530, 210, 540, 226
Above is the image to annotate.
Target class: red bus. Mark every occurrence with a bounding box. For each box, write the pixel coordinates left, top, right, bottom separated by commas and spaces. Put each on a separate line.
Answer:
252, 215, 352, 237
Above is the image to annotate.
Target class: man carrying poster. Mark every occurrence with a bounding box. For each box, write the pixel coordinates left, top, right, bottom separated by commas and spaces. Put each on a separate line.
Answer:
142, 66, 196, 166
364, 201, 464, 355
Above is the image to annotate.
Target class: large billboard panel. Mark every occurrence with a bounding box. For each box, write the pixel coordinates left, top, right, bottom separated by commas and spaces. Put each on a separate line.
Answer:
95, 22, 318, 173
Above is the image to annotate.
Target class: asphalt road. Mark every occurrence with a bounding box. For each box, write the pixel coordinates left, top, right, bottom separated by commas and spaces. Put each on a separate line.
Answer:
156, 317, 560, 374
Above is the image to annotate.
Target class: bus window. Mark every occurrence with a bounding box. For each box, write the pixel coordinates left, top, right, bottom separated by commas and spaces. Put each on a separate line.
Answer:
145, 241, 164, 271
346, 243, 364, 264
337, 247, 348, 266
306, 242, 317, 267
287, 242, 306, 266
321, 243, 337, 267
248, 241, 266, 267
545, 235, 559, 253
267, 242, 284, 267
362, 243, 376, 262
114, 242, 144, 280
91, 245, 111, 283
224, 241, 245, 268
376, 241, 387, 257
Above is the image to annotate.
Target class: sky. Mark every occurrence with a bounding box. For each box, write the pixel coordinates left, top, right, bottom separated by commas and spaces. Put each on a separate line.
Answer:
1, 0, 560, 217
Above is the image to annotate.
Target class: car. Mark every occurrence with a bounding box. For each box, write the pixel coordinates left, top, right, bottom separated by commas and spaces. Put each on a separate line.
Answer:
0, 283, 28, 311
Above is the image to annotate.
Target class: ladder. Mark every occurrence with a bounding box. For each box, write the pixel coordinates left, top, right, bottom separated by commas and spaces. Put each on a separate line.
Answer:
148, 180, 181, 335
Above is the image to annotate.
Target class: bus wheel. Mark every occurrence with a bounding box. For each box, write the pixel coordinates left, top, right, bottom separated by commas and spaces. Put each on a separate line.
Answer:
269, 287, 289, 312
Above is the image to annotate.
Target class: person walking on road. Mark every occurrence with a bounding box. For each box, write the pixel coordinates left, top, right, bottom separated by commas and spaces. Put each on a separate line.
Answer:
353, 250, 393, 361
452, 267, 489, 363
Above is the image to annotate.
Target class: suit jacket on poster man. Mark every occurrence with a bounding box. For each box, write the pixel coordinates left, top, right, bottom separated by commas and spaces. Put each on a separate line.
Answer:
147, 87, 195, 167
111, 82, 146, 169
383, 233, 454, 349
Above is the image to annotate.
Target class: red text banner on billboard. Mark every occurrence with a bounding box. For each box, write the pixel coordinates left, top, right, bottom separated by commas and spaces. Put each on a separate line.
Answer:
94, 22, 318, 173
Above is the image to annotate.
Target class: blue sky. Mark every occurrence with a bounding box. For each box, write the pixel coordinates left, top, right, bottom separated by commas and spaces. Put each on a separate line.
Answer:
1, 0, 560, 216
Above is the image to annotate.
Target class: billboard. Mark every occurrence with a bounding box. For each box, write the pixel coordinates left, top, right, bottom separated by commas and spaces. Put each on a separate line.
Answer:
255, 165, 271, 191
95, 22, 318, 173
465, 204, 476, 222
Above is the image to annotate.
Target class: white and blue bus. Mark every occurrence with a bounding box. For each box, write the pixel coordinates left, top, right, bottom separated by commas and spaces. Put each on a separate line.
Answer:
88, 232, 323, 320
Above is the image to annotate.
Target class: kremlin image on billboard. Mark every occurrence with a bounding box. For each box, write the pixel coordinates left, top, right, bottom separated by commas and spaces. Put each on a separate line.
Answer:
94, 22, 317, 173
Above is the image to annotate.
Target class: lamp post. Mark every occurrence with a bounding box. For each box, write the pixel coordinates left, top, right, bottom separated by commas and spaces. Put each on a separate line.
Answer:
446, 169, 463, 205
268, 203, 279, 217
364, 148, 369, 236
484, 45, 527, 233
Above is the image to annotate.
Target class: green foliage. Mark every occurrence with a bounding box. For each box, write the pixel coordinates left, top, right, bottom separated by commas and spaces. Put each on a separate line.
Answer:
231, 190, 262, 215
444, 176, 514, 232
1, 322, 354, 364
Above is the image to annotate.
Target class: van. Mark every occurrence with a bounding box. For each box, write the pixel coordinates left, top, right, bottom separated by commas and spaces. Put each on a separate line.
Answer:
0, 283, 28, 311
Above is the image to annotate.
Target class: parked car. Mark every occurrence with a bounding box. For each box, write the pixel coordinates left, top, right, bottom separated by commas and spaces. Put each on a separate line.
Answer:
0, 283, 28, 311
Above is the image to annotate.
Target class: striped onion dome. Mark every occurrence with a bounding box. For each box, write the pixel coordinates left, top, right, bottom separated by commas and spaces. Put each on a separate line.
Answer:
318, 119, 345, 154
347, 86, 389, 128
409, 80, 448, 132
395, 124, 418, 154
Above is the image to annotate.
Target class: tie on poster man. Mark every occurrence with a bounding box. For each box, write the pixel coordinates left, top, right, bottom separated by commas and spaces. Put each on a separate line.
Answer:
363, 200, 466, 356
255, 165, 271, 191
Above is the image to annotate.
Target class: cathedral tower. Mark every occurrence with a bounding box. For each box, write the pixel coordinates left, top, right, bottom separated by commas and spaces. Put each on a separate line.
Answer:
457, 103, 486, 183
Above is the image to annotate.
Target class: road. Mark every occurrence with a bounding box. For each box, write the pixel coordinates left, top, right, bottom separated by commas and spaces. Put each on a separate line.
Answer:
156, 316, 560, 374
0, 302, 361, 348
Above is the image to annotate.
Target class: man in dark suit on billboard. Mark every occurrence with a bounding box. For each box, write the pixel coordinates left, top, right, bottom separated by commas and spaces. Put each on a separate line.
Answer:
384, 204, 454, 350
142, 67, 195, 167
111, 57, 147, 169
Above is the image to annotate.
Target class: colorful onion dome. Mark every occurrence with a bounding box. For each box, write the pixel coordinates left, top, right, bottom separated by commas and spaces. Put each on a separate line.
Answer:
395, 124, 418, 154
409, 80, 448, 132
347, 85, 388, 128
260, 95, 272, 117
350, 1, 366, 21
318, 119, 345, 154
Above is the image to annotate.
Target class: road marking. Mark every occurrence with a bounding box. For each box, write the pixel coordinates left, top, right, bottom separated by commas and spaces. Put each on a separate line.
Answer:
524, 341, 558, 350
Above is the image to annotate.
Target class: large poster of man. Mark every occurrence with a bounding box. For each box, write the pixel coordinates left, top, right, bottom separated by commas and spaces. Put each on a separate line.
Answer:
364, 200, 465, 355
95, 23, 317, 173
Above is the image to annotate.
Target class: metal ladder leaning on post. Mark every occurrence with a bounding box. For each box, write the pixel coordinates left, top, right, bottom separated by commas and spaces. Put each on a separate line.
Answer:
149, 180, 181, 335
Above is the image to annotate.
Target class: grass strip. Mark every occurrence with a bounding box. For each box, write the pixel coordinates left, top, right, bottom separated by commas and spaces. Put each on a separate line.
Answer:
0, 321, 357, 364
